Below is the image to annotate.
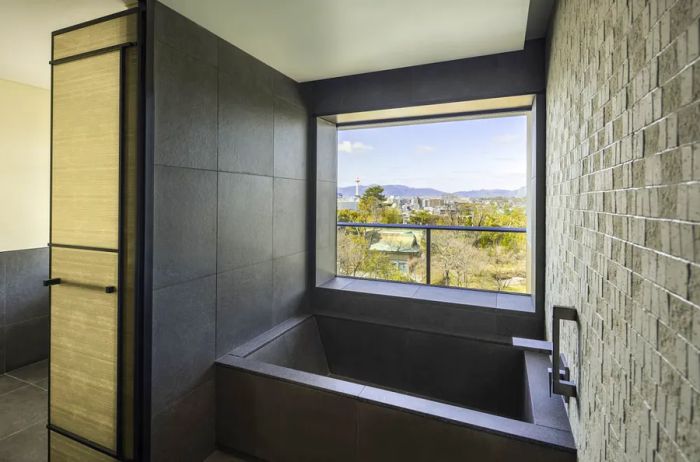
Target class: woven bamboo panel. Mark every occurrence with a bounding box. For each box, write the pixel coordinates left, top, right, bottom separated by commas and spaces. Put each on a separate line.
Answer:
50, 431, 116, 462
53, 13, 136, 60
50, 247, 118, 451
51, 51, 120, 249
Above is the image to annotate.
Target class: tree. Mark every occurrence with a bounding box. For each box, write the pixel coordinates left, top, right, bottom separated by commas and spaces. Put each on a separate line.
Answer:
359, 185, 387, 220
362, 185, 386, 202
408, 210, 437, 225
380, 207, 402, 224
337, 209, 367, 223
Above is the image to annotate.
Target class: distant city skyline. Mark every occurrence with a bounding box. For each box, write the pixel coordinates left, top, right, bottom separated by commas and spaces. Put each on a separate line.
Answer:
337, 115, 527, 192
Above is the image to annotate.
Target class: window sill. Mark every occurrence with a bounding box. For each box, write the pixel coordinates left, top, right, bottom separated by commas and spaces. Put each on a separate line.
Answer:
317, 277, 534, 314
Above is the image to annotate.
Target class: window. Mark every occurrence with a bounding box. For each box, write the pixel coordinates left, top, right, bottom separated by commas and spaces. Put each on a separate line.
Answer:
335, 112, 531, 294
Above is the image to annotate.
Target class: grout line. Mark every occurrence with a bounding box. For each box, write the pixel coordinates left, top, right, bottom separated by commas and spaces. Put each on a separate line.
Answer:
215, 48, 220, 359
152, 272, 218, 293
3, 314, 51, 329
153, 162, 308, 183
0, 380, 31, 398
0, 418, 47, 443
4, 373, 48, 390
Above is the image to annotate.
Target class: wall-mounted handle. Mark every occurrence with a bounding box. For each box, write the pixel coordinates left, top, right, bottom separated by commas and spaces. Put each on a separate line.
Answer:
551, 305, 578, 400
43, 278, 117, 294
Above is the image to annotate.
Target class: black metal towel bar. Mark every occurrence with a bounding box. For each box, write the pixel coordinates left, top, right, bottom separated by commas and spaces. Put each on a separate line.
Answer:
43, 278, 116, 294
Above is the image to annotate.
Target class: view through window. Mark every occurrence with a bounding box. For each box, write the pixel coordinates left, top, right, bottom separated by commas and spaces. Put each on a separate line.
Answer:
336, 114, 530, 293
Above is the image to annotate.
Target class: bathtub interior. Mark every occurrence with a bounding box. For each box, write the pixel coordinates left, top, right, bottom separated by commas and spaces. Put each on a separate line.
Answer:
243, 315, 528, 421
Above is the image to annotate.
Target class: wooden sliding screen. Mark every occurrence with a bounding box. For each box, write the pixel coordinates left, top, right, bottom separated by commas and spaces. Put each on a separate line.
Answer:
49, 10, 139, 461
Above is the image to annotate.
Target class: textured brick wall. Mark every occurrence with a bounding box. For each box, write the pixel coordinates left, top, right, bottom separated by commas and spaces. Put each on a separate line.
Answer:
546, 0, 699, 461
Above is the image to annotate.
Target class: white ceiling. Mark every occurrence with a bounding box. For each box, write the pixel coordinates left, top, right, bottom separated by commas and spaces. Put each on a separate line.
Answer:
0, 0, 128, 89
161, 0, 532, 82
0, 0, 552, 89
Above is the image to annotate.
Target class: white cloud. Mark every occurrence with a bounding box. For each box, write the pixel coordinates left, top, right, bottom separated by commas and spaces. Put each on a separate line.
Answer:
415, 145, 435, 153
338, 140, 374, 153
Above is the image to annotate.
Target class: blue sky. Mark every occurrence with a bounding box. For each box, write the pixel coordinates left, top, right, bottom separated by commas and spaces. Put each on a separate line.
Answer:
337, 115, 527, 192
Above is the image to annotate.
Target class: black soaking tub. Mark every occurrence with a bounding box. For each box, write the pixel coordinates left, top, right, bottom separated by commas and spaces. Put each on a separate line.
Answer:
216, 314, 576, 462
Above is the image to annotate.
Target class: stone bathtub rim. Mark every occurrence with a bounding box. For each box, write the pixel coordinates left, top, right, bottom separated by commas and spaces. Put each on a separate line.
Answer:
217, 316, 576, 453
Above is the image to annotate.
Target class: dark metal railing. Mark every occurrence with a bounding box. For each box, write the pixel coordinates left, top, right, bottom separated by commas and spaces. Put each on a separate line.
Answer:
336, 222, 526, 285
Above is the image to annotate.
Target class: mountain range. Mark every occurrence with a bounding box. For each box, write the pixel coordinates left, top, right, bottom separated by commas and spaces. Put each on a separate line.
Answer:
337, 184, 526, 199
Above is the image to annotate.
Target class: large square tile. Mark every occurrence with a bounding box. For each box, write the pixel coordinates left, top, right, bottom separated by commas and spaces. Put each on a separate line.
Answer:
6, 359, 48, 385
273, 178, 307, 259
315, 243, 337, 287
0, 385, 46, 440
216, 368, 278, 461
216, 368, 355, 462
402, 330, 523, 417
154, 42, 217, 170
313, 290, 410, 326
153, 166, 217, 289
218, 40, 273, 92
315, 181, 337, 285
315, 119, 337, 182
405, 301, 498, 338
315, 180, 336, 250
0, 421, 47, 462
274, 378, 356, 461
273, 252, 308, 323
273, 99, 308, 180
4, 317, 49, 371
152, 276, 216, 414
0, 375, 25, 397
154, 2, 218, 67
218, 72, 274, 176
218, 173, 273, 272
318, 316, 406, 388
281, 317, 329, 375
151, 379, 215, 462
358, 400, 575, 462
4, 248, 48, 325
272, 72, 307, 109
216, 261, 274, 356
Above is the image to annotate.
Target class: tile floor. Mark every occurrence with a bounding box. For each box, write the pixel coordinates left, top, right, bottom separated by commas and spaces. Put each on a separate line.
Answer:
0, 360, 48, 462
0, 360, 248, 462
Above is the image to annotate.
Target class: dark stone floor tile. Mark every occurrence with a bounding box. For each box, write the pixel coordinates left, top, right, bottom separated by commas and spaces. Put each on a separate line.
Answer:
0, 376, 25, 397
0, 386, 47, 440
0, 421, 47, 462
6, 360, 48, 384
33, 380, 48, 392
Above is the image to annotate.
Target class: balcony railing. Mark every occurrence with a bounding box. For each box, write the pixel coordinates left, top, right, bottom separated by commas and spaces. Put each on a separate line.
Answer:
336, 222, 528, 294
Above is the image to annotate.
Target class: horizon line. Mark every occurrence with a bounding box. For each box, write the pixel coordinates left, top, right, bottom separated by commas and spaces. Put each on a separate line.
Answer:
336, 184, 526, 193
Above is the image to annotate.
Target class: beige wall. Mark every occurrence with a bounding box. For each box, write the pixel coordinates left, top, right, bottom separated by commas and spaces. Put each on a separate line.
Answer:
546, 0, 699, 461
0, 79, 50, 252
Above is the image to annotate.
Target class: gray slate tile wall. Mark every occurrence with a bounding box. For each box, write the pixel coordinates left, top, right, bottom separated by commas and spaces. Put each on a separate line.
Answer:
151, 3, 310, 460
0, 247, 49, 374
546, 1, 700, 461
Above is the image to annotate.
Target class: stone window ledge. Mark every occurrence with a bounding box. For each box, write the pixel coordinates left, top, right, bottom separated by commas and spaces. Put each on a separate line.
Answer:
317, 277, 535, 314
